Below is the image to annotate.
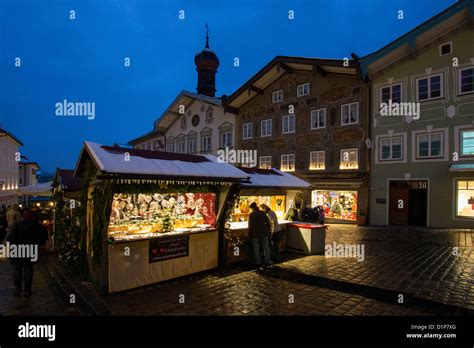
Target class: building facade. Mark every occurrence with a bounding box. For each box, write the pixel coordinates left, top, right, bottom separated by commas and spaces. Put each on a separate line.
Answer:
359, 0, 474, 228
0, 128, 23, 207
225, 56, 370, 223
129, 32, 236, 156
19, 161, 39, 187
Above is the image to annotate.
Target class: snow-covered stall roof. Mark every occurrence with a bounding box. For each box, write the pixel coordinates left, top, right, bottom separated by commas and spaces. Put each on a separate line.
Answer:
17, 182, 53, 197
238, 167, 310, 189
75, 141, 250, 182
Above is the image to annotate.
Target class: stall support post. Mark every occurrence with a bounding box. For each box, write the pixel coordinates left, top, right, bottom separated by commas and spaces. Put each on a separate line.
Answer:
217, 184, 239, 266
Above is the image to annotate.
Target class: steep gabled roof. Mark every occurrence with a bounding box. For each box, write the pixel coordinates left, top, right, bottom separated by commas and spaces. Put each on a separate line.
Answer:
224, 56, 357, 112
359, 0, 474, 78
0, 128, 23, 146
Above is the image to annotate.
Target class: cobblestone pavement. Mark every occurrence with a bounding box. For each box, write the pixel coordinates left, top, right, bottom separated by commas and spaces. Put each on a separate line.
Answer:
0, 257, 65, 315
0, 225, 472, 316
277, 224, 474, 312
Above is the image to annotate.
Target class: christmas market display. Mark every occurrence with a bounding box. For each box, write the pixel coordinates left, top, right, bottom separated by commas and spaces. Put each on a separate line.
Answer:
311, 190, 358, 222
74, 141, 249, 293
225, 167, 311, 263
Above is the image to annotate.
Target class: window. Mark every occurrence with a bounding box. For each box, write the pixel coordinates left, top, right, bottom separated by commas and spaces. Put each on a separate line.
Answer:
167, 137, 175, 152
456, 180, 474, 218
201, 135, 212, 152
272, 90, 283, 103
221, 132, 232, 148
187, 138, 197, 154
310, 151, 325, 170
282, 114, 295, 134
177, 140, 185, 154
460, 129, 474, 157
459, 67, 474, 95
281, 154, 295, 172
416, 132, 443, 159
380, 83, 402, 104
261, 119, 272, 137
297, 83, 310, 97
259, 156, 272, 169
146, 142, 151, 150
341, 102, 359, 125
340, 148, 358, 169
311, 109, 326, 129
379, 136, 402, 161
439, 42, 452, 56
153, 140, 160, 149
416, 74, 443, 101
242, 123, 253, 140
19, 178, 22, 185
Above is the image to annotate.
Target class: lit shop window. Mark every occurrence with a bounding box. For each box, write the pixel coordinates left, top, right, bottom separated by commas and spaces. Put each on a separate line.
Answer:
297, 83, 310, 97
261, 119, 272, 137
416, 74, 443, 101
456, 180, 474, 218
458, 67, 474, 95
311, 190, 357, 221
340, 148, 358, 169
242, 123, 253, 140
309, 151, 325, 170
416, 132, 443, 159
460, 129, 474, 157
379, 136, 402, 161
272, 90, 283, 103
380, 83, 401, 104
281, 154, 295, 172
311, 109, 326, 129
259, 156, 272, 169
341, 102, 359, 125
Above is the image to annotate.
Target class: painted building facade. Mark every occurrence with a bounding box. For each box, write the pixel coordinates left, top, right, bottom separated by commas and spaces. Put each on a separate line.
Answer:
0, 128, 23, 206
359, 0, 474, 228
225, 56, 370, 223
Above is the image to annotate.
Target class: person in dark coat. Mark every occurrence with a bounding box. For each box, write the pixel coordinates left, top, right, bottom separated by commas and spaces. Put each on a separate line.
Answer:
0, 206, 8, 242
248, 202, 273, 266
6, 210, 48, 297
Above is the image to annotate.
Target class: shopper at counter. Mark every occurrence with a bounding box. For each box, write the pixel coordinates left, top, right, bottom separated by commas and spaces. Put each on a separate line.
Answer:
248, 202, 273, 266
261, 204, 282, 262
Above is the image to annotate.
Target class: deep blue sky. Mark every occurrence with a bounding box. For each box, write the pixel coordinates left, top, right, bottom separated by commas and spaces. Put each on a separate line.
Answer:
1, 0, 455, 173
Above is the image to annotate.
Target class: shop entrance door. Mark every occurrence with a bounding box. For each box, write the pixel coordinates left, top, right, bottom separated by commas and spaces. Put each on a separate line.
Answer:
389, 188, 409, 225
389, 180, 427, 226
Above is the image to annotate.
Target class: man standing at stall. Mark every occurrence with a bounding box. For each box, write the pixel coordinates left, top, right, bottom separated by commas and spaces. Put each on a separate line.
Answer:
248, 202, 273, 266
261, 204, 282, 263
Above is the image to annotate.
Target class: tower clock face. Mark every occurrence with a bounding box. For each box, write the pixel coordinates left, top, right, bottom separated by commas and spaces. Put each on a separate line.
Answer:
192, 114, 200, 127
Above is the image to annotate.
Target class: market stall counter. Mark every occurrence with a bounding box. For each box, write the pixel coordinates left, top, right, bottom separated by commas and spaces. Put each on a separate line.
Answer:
286, 222, 327, 255
74, 141, 249, 293
225, 167, 311, 264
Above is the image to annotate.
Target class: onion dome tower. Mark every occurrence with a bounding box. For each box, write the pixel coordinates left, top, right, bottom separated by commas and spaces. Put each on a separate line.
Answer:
194, 25, 219, 97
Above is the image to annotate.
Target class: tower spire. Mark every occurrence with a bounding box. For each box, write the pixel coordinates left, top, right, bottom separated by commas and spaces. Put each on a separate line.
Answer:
205, 24, 210, 49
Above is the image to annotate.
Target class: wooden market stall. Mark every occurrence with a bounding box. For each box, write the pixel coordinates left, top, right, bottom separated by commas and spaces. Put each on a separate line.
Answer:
74, 141, 249, 293
225, 167, 311, 263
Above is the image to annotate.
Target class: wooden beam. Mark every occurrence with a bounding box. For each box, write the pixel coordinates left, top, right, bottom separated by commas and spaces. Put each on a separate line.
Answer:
408, 38, 417, 58
313, 65, 327, 77
224, 105, 239, 115
277, 61, 293, 73
249, 85, 264, 95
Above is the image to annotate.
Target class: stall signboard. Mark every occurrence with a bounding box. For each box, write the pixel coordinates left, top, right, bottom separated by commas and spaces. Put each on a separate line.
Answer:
149, 235, 190, 263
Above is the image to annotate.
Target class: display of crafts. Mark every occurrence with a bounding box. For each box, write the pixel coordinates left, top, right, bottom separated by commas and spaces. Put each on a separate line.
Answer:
107, 192, 217, 237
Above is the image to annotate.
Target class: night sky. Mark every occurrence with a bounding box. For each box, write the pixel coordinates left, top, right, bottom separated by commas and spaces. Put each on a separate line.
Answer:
1, 0, 455, 173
